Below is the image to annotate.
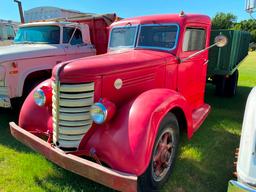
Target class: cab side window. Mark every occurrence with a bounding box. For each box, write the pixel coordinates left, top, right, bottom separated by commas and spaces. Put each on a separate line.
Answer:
70, 29, 83, 45
183, 28, 206, 51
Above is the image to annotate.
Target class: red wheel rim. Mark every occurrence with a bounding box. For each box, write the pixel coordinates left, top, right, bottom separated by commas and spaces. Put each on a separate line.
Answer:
152, 128, 174, 182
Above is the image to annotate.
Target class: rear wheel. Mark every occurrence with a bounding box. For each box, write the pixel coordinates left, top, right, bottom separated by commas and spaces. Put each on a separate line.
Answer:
138, 113, 180, 192
225, 70, 239, 97
215, 75, 226, 97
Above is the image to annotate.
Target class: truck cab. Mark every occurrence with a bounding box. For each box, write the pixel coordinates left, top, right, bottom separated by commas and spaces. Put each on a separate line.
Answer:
14, 21, 95, 60
0, 21, 95, 108
0, 13, 117, 108
11, 13, 216, 192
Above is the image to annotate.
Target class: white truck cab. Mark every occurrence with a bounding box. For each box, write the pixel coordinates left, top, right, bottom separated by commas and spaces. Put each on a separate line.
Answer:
0, 21, 96, 108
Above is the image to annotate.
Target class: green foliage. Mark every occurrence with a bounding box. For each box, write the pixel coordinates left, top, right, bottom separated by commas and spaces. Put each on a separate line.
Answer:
212, 12, 256, 43
249, 29, 256, 43
250, 42, 256, 51
212, 12, 237, 29
233, 19, 256, 42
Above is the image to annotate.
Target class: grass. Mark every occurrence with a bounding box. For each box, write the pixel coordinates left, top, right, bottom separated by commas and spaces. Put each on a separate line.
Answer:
0, 52, 256, 192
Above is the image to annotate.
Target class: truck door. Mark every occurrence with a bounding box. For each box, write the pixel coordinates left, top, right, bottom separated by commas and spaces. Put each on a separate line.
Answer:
177, 26, 209, 110
63, 27, 94, 60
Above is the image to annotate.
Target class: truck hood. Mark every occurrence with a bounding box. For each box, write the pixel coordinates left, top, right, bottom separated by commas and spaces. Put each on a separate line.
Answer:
0, 44, 64, 63
55, 49, 176, 81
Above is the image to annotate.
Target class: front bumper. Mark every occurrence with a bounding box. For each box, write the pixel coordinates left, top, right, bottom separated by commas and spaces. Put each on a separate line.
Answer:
9, 122, 138, 192
227, 180, 256, 192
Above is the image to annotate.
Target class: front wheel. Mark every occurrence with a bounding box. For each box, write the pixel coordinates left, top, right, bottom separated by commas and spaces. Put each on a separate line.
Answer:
138, 113, 180, 192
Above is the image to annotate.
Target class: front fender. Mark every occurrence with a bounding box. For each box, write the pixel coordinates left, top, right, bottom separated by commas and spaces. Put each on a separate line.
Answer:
84, 89, 192, 175
19, 79, 53, 133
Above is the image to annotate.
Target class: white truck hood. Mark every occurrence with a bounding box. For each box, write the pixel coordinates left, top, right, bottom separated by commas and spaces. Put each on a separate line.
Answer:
0, 44, 65, 63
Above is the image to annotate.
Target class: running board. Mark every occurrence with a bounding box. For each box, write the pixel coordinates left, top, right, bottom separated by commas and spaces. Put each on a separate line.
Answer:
192, 104, 211, 131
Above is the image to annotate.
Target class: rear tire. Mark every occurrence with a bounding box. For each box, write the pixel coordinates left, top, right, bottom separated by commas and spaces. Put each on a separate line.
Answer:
215, 75, 226, 97
138, 113, 180, 192
225, 70, 239, 97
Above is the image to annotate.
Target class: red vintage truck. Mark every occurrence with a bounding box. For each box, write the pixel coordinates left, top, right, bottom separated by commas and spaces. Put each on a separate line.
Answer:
10, 13, 232, 191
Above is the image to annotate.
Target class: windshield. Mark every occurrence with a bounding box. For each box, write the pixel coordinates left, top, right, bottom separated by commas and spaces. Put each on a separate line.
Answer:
14, 25, 60, 44
109, 26, 137, 49
137, 25, 179, 50
108, 24, 179, 51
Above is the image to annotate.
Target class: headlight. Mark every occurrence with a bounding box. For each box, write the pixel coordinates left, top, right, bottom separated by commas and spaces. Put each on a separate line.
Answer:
33, 86, 52, 107
90, 99, 116, 124
90, 103, 107, 124
34, 88, 46, 106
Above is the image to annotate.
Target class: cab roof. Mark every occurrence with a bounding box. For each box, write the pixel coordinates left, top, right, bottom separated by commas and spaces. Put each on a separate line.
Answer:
111, 13, 211, 27
19, 21, 79, 28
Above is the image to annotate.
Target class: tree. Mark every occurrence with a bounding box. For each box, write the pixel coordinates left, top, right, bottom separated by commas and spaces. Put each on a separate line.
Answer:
233, 19, 256, 42
212, 12, 237, 29
212, 12, 256, 43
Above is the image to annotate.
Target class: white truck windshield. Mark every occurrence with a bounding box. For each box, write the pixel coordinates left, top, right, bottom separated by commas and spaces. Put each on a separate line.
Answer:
14, 25, 60, 44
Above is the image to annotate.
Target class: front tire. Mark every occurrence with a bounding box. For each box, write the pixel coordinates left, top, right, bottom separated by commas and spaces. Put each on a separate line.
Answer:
138, 113, 180, 192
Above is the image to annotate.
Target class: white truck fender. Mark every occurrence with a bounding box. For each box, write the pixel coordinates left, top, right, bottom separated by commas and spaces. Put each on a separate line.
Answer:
17, 66, 52, 97
237, 87, 256, 186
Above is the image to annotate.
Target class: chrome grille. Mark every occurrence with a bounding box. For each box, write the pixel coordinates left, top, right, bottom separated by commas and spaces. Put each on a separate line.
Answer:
52, 81, 94, 149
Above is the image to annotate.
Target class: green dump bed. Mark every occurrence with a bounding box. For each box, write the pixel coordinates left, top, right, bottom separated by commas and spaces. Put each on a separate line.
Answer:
208, 30, 251, 76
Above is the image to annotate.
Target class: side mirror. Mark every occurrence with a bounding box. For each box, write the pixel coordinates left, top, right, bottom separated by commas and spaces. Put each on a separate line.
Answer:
180, 34, 228, 63
214, 35, 228, 48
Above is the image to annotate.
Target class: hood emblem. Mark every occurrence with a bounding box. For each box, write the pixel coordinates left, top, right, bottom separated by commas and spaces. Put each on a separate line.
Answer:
114, 78, 123, 90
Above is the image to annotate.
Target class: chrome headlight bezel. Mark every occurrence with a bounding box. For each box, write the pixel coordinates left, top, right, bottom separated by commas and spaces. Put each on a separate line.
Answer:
90, 102, 108, 124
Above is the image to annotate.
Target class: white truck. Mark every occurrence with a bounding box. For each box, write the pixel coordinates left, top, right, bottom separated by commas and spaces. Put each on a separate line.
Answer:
228, 87, 256, 192
0, 13, 116, 108
227, 2, 256, 191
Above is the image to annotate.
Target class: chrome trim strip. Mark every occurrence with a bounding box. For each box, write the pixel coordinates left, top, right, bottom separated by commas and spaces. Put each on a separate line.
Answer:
53, 62, 69, 146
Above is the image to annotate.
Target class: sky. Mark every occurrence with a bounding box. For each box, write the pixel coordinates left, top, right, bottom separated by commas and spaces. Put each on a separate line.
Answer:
0, 0, 251, 22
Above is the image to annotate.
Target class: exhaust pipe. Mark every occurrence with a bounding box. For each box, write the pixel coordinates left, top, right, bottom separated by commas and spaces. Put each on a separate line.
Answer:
14, 0, 25, 23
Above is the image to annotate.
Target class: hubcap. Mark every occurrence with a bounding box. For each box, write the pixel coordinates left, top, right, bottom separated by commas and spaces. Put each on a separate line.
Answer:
152, 128, 175, 182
